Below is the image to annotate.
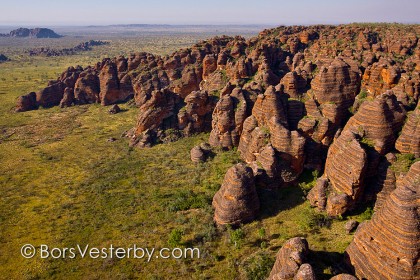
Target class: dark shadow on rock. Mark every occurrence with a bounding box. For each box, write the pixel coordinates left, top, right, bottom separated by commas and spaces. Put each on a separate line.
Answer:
307, 250, 349, 280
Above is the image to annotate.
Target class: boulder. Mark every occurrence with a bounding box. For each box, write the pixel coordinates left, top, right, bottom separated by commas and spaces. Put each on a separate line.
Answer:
344, 220, 359, 234
59, 87, 74, 108
16, 92, 38, 112
293, 264, 316, 280
108, 104, 121, 114
36, 81, 65, 108
268, 237, 309, 280
190, 143, 212, 163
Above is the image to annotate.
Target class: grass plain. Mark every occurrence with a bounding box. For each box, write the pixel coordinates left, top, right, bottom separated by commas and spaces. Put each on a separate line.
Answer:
0, 26, 371, 279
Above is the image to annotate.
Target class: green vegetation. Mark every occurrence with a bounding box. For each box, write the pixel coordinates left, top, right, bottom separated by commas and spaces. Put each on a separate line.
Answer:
229, 228, 246, 249
358, 89, 368, 100
298, 169, 320, 193
391, 153, 418, 174
360, 137, 375, 148
168, 229, 184, 247
243, 252, 275, 280
358, 207, 374, 222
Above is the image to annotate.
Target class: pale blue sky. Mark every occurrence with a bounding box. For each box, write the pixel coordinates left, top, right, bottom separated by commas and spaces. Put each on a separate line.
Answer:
1, 0, 419, 26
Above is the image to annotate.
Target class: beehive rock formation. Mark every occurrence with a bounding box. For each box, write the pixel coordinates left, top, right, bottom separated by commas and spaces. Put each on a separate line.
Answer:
212, 163, 259, 225
344, 91, 406, 155
308, 91, 407, 216
396, 103, 420, 157
190, 143, 212, 163
268, 237, 310, 280
237, 86, 306, 186
345, 161, 420, 280
311, 58, 361, 127
209, 87, 251, 149
178, 91, 216, 136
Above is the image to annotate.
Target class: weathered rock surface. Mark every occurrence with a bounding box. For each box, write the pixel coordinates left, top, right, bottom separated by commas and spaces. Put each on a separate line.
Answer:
212, 163, 259, 225
237, 86, 306, 186
309, 91, 408, 216
74, 68, 100, 104
344, 91, 406, 155
329, 274, 358, 280
209, 87, 250, 149
268, 237, 310, 280
344, 220, 359, 234
395, 103, 420, 157
59, 87, 74, 108
36, 81, 65, 108
190, 142, 212, 163
16, 92, 38, 112
308, 129, 367, 216
345, 161, 420, 280
178, 91, 216, 136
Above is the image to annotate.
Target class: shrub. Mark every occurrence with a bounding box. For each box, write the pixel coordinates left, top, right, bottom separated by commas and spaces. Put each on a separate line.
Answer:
298, 207, 332, 231
244, 252, 275, 280
358, 90, 368, 100
168, 228, 183, 247
359, 206, 374, 221
360, 137, 375, 148
391, 153, 418, 173
229, 228, 245, 248
167, 190, 210, 212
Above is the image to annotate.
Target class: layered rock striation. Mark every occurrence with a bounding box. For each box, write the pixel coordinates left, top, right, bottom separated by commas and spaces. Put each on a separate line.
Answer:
345, 162, 420, 280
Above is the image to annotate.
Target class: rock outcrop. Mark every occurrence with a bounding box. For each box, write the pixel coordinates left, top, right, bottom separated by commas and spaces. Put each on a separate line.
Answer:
16, 92, 38, 112
345, 162, 420, 280
28, 40, 109, 57
190, 142, 212, 163
308, 91, 407, 216
5, 27, 62, 38
237, 86, 306, 187
212, 163, 259, 225
396, 103, 420, 157
209, 87, 250, 149
268, 237, 310, 280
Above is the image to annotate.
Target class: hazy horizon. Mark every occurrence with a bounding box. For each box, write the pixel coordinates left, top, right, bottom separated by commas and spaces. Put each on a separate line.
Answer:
1, 0, 419, 26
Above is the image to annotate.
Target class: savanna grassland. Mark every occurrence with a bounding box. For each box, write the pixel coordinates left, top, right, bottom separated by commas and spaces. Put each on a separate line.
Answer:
0, 26, 373, 280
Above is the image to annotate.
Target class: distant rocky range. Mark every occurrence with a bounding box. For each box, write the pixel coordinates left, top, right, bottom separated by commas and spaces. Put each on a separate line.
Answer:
0, 27, 62, 38
16, 23, 420, 279
27, 40, 110, 57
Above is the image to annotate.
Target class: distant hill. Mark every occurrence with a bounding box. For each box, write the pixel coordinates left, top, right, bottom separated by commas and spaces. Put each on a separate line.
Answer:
28, 40, 109, 56
0, 28, 62, 38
